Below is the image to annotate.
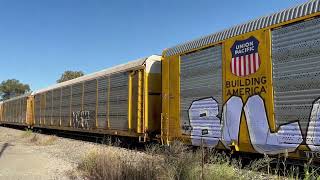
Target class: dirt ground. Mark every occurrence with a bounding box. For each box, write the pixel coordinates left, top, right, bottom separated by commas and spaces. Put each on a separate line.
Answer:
0, 126, 142, 180
0, 127, 74, 179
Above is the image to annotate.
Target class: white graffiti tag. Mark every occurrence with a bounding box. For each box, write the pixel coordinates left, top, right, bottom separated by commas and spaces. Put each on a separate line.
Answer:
188, 98, 222, 147
188, 95, 304, 154
244, 95, 303, 154
306, 99, 320, 152
72, 110, 92, 129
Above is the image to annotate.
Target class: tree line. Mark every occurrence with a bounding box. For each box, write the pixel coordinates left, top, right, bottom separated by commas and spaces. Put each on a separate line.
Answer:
0, 70, 84, 101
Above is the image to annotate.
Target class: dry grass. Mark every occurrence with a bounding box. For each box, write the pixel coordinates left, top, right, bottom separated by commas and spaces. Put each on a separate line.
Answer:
21, 129, 58, 146
40, 135, 58, 145
73, 141, 303, 180
71, 148, 161, 180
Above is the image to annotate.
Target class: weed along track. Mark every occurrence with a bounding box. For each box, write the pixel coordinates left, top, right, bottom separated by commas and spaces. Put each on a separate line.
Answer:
2, 1, 320, 179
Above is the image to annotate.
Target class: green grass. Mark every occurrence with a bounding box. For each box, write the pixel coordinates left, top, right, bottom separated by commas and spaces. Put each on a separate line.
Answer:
20, 129, 33, 138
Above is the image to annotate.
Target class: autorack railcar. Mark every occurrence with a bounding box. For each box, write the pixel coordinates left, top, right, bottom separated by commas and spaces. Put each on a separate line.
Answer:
30, 55, 162, 140
0, 93, 33, 126
161, 0, 320, 159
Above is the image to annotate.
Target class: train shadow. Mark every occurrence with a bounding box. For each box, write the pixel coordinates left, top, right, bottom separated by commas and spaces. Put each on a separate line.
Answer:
0, 142, 13, 158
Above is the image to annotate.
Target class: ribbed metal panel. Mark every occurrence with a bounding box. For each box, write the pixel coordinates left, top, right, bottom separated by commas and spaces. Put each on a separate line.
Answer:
4, 103, 8, 122
34, 95, 41, 125
40, 94, 46, 124
16, 99, 20, 123
8, 101, 12, 122
180, 46, 223, 133
13, 100, 17, 123
33, 57, 149, 95
272, 17, 320, 135
166, 0, 320, 57
8, 102, 12, 122
12, 101, 15, 122
0, 93, 30, 124
45, 91, 53, 125
61, 86, 71, 127
109, 73, 129, 130
13, 101, 16, 123
21, 98, 27, 124
14, 99, 19, 123
97, 77, 109, 128
71, 83, 82, 127
52, 89, 61, 126
71, 83, 82, 111
83, 80, 97, 128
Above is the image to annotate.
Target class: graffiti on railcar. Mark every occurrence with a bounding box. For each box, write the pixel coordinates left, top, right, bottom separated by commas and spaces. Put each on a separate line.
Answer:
188, 97, 222, 147
187, 95, 304, 155
72, 110, 95, 129
306, 98, 320, 152
187, 94, 320, 154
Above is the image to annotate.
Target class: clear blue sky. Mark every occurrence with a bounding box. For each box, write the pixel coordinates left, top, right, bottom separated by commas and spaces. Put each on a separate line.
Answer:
0, 0, 307, 91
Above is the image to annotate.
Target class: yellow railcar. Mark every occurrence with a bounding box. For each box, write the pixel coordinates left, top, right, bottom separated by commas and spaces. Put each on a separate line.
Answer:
30, 55, 161, 140
162, 0, 320, 159
0, 94, 33, 126
0, 101, 3, 124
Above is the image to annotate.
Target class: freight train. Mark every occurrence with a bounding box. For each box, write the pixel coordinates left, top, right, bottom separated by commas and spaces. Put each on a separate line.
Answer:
1, 0, 320, 161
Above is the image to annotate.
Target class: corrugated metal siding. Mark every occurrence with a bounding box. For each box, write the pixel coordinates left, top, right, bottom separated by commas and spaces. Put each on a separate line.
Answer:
21, 98, 26, 124
34, 95, 41, 125
71, 83, 82, 127
45, 91, 53, 125
71, 83, 82, 112
166, 0, 320, 57
33, 58, 147, 94
97, 77, 109, 128
1, 97, 28, 124
5, 103, 9, 122
180, 46, 223, 133
109, 73, 129, 130
61, 86, 71, 127
13, 100, 17, 123
40, 94, 46, 124
32, 73, 132, 131
83, 80, 97, 128
14, 100, 19, 123
272, 17, 320, 135
52, 89, 61, 126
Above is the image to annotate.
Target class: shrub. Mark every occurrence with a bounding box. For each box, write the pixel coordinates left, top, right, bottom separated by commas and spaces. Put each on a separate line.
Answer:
21, 129, 33, 138
77, 148, 161, 180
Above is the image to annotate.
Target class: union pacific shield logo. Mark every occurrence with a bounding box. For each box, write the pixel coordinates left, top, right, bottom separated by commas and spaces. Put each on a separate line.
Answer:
230, 36, 261, 77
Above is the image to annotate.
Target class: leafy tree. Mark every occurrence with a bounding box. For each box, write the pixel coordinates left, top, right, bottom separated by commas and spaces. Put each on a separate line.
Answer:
0, 79, 31, 100
57, 71, 84, 83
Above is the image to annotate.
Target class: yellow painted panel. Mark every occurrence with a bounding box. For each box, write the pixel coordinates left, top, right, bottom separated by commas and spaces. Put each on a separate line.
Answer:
168, 55, 181, 142
146, 73, 162, 133
144, 70, 148, 132
128, 72, 133, 130
161, 55, 170, 144
223, 29, 273, 152
27, 96, 34, 126
137, 70, 143, 133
